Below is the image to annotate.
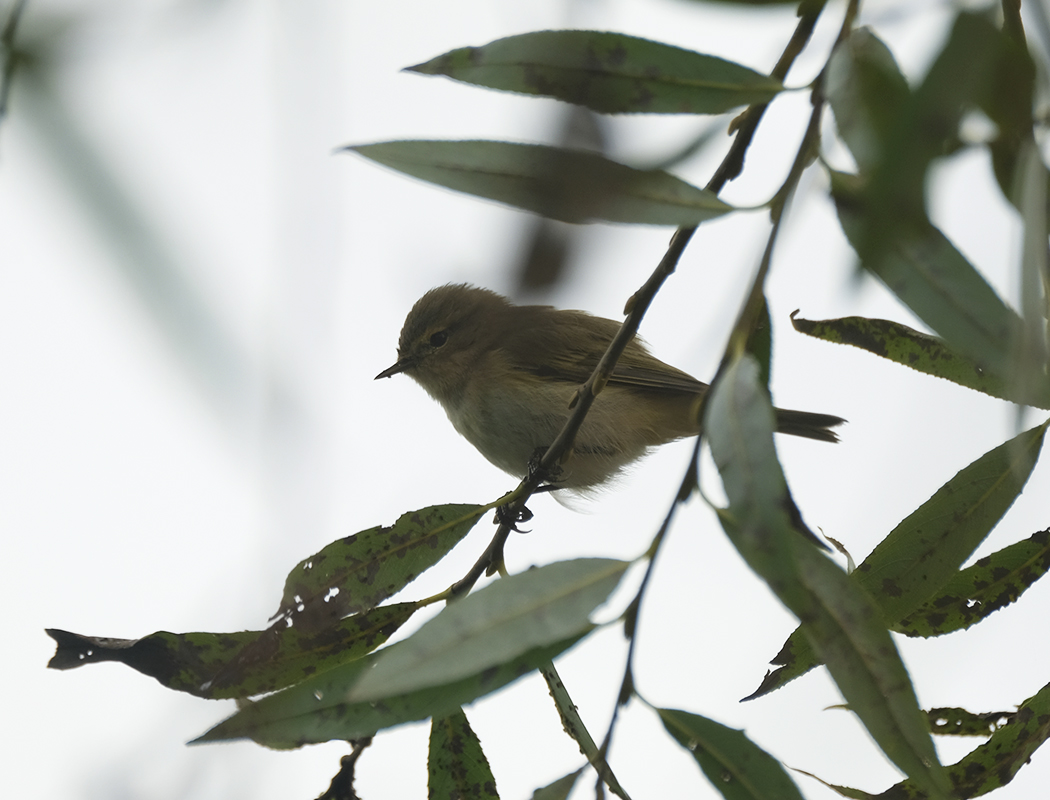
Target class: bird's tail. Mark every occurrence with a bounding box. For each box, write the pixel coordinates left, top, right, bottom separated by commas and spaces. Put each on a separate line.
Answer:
773, 409, 846, 443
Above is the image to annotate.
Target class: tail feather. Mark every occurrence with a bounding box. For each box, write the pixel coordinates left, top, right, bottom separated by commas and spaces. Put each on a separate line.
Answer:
773, 409, 845, 443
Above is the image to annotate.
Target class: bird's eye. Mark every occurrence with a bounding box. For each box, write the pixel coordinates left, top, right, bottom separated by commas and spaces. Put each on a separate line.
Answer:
429, 330, 449, 348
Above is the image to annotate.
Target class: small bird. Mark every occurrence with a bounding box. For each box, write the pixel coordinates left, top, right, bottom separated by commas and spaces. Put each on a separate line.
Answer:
377, 284, 844, 492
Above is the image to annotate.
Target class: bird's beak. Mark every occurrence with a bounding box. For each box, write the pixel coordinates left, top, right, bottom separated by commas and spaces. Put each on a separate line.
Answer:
375, 358, 411, 380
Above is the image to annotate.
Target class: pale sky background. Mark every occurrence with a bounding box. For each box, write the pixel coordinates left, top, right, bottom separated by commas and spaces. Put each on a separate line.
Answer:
2, 1, 1049, 799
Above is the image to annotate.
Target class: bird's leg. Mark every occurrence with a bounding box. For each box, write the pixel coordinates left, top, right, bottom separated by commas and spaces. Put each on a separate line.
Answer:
494, 503, 533, 532
493, 448, 564, 531
526, 446, 563, 490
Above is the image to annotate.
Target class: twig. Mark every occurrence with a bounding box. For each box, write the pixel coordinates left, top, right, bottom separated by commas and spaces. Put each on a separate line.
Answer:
593, 0, 858, 775
0, 0, 28, 132
316, 737, 374, 800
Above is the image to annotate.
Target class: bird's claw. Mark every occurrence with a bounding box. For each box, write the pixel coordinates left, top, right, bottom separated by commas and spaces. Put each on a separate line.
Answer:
494, 503, 534, 532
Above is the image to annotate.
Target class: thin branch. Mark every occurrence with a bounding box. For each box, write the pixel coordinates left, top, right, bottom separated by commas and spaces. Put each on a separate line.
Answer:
592, 0, 860, 773
0, 0, 28, 132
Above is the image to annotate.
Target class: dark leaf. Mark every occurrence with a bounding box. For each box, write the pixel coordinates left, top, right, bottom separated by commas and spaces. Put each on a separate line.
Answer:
926, 707, 1015, 737
658, 707, 806, 799
428, 709, 499, 799
274, 503, 484, 633
882, 680, 1050, 798
45, 602, 416, 699
791, 314, 1050, 408
895, 528, 1050, 637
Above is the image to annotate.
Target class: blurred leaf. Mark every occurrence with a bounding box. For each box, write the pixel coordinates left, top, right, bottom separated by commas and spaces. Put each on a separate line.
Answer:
706, 355, 951, 798
429, 709, 499, 799
408, 31, 783, 115
349, 558, 628, 701
791, 314, 1050, 408
531, 769, 583, 800
861, 12, 1034, 258
895, 528, 1050, 637
274, 503, 485, 633
747, 421, 1048, 698
826, 28, 910, 172
512, 104, 608, 292
832, 171, 1029, 383
194, 633, 588, 747
45, 603, 416, 700
927, 706, 1015, 737
658, 707, 806, 799
345, 140, 733, 225
885, 680, 1050, 797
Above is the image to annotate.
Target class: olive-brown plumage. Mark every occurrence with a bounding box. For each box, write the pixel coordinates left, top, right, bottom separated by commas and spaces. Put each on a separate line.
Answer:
377, 284, 843, 491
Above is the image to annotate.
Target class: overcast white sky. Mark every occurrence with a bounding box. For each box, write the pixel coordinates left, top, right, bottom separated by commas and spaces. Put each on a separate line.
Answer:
2, 1, 1048, 799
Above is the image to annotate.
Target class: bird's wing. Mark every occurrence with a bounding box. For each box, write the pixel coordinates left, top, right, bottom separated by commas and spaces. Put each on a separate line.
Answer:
502, 309, 706, 394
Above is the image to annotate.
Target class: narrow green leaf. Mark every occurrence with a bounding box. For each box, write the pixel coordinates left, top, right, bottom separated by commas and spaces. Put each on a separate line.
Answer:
530, 769, 583, 800
706, 355, 952, 799
658, 707, 806, 800
747, 421, 1048, 698
887, 680, 1050, 797
45, 602, 416, 699
895, 528, 1050, 637
275, 503, 484, 632
345, 140, 733, 225
408, 31, 783, 116
193, 633, 588, 747
429, 709, 499, 800
791, 314, 1050, 408
927, 706, 1015, 737
349, 558, 628, 701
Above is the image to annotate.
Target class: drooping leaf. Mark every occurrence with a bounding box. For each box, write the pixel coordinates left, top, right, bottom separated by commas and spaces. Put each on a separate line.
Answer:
428, 709, 499, 800
791, 314, 1050, 408
346, 140, 733, 225
408, 31, 783, 115
706, 355, 952, 799
927, 706, 1015, 737
45, 602, 416, 699
895, 528, 1050, 637
658, 707, 806, 800
274, 503, 485, 633
348, 558, 628, 701
194, 633, 588, 748
746, 421, 1048, 698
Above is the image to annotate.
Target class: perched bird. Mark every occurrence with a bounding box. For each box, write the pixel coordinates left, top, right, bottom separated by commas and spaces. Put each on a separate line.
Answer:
377, 284, 843, 492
